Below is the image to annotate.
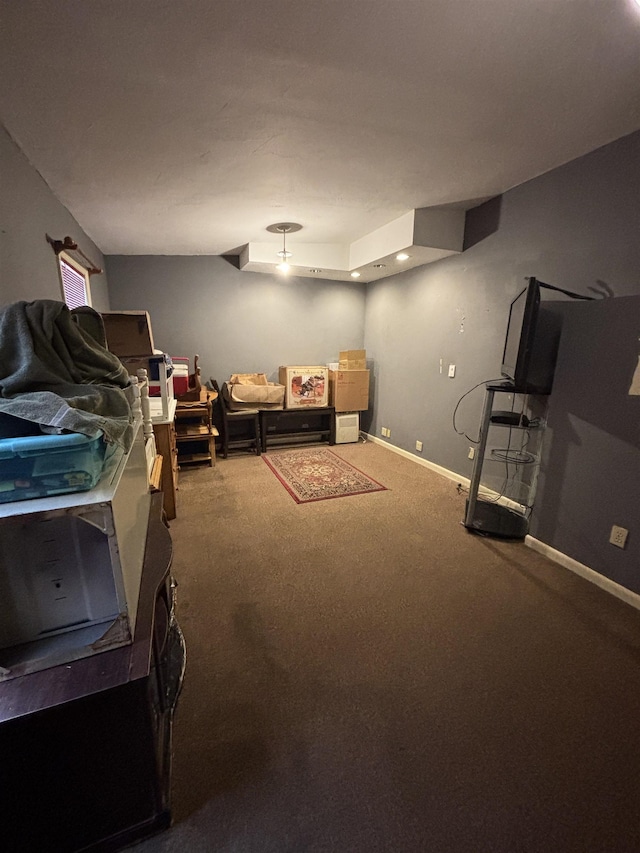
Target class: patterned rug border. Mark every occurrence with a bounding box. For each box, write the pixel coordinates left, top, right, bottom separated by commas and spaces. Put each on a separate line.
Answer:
262, 447, 388, 504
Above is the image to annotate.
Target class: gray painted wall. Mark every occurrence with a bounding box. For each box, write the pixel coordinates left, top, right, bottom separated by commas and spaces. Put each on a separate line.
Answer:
363, 257, 509, 469
0, 124, 110, 310
534, 296, 640, 591
365, 130, 640, 586
105, 255, 366, 386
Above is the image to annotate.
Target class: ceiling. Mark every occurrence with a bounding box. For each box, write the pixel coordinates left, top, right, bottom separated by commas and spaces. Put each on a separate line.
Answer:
2, 1, 640, 281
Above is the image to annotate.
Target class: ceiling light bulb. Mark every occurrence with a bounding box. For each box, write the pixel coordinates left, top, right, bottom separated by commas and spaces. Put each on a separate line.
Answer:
351, 271, 361, 278
269, 222, 302, 273
276, 248, 291, 272
396, 253, 410, 261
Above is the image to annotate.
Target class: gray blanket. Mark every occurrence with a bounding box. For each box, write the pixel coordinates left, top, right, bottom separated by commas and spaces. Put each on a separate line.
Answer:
0, 300, 134, 447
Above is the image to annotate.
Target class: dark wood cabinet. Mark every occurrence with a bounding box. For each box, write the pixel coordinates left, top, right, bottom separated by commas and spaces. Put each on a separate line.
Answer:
260, 406, 335, 452
0, 493, 185, 853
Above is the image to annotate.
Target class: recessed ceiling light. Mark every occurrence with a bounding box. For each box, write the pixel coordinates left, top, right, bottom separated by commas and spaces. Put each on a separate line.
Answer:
396, 253, 410, 261
350, 271, 361, 278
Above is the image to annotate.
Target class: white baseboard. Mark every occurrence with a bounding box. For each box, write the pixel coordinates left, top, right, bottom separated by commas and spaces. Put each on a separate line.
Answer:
364, 433, 471, 486
525, 536, 640, 613
363, 433, 524, 512
364, 432, 640, 613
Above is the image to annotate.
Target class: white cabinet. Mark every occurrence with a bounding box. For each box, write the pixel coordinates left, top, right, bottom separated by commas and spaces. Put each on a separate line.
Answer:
335, 412, 360, 444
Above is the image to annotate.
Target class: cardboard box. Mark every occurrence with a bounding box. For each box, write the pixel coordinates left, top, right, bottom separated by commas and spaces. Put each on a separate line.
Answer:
329, 369, 370, 412
279, 366, 329, 408
339, 349, 367, 370
101, 310, 155, 357
230, 373, 269, 386
225, 382, 285, 410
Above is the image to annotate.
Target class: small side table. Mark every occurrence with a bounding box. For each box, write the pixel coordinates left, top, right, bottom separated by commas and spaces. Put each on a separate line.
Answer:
174, 391, 218, 467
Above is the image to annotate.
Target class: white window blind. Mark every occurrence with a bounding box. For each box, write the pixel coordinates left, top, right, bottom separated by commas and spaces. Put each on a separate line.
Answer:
59, 254, 91, 308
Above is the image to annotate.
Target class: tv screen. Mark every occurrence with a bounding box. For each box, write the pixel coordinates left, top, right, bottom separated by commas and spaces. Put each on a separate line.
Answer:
501, 285, 530, 384
501, 277, 563, 395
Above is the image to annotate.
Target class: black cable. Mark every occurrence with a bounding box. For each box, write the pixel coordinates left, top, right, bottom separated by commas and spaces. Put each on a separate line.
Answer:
490, 427, 538, 511
454, 380, 537, 511
537, 280, 596, 301
452, 378, 504, 443
472, 424, 536, 506
491, 449, 536, 464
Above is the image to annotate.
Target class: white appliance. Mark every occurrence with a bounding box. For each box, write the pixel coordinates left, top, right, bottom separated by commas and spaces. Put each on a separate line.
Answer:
0, 419, 150, 680
335, 412, 360, 444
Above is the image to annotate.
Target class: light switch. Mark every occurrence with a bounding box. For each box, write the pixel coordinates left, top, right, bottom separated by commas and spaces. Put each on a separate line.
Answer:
448, 364, 456, 378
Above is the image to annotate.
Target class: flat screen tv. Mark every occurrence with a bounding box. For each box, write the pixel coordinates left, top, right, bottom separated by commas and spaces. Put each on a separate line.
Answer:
500, 277, 564, 395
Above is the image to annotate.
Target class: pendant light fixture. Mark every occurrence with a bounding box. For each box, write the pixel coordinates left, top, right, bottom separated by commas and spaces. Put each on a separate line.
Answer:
267, 222, 302, 273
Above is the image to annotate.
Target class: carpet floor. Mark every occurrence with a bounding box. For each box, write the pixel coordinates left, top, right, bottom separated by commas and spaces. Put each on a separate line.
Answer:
129, 440, 640, 853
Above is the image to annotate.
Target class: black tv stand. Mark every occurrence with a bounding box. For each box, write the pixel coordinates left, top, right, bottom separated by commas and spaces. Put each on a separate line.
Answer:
465, 497, 529, 540
463, 384, 545, 540
486, 381, 516, 392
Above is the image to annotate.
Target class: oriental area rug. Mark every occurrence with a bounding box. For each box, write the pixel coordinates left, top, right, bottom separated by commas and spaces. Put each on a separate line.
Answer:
263, 447, 388, 504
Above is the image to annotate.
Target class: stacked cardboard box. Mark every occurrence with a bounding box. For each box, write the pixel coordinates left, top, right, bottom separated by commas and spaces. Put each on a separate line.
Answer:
101, 310, 174, 418
279, 366, 329, 408
338, 349, 367, 370
330, 350, 370, 412
329, 370, 369, 412
101, 310, 157, 380
101, 310, 154, 357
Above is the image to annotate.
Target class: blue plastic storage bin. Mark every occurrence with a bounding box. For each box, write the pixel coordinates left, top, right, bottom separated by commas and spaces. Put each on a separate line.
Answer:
0, 432, 107, 503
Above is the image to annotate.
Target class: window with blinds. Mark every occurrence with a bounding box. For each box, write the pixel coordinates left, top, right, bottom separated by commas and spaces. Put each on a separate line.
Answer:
59, 252, 91, 308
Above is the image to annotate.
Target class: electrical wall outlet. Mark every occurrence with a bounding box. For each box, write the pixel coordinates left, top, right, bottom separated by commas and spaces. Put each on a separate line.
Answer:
381, 427, 390, 437
416, 440, 423, 452
448, 364, 456, 378
609, 525, 629, 549
386, 428, 391, 438
468, 447, 475, 459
